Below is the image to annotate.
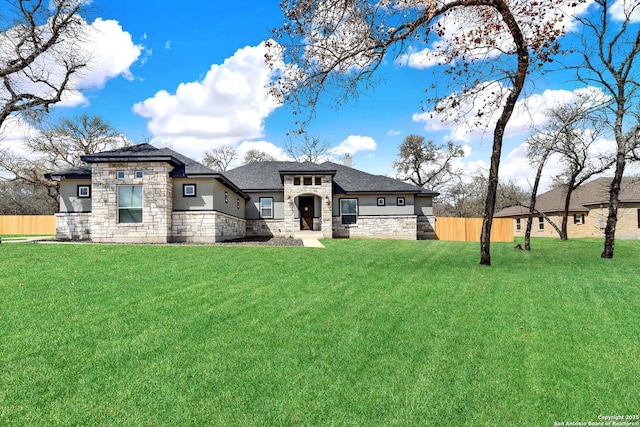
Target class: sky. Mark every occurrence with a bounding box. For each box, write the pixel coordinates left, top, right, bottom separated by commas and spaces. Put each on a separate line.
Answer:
1, 0, 638, 191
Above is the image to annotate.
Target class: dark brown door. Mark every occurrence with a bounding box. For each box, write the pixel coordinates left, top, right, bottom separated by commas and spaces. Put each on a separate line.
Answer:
300, 197, 314, 230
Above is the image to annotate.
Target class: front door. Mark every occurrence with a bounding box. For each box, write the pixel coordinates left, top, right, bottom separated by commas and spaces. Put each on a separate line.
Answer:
300, 197, 314, 230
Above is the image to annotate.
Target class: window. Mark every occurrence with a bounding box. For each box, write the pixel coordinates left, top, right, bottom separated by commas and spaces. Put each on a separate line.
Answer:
303, 177, 312, 185
516, 218, 521, 231
77, 185, 91, 198
183, 184, 196, 197
574, 214, 584, 225
260, 198, 273, 218
135, 171, 144, 179
116, 170, 125, 180
637, 209, 640, 228
118, 185, 143, 223
315, 177, 322, 185
397, 197, 405, 206
538, 216, 544, 231
237, 199, 241, 210
225, 191, 228, 203
294, 177, 301, 186
377, 197, 385, 206
340, 198, 358, 225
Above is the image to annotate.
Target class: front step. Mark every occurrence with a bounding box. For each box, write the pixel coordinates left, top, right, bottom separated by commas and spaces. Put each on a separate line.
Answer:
292, 231, 325, 239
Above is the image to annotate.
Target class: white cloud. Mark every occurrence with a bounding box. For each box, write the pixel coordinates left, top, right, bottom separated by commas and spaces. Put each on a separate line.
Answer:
413, 85, 608, 143
610, 0, 640, 22
0, 17, 143, 110
79, 19, 144, 89
165, 40, 172, 50
330, 135, 377, 156
133, 41, 286, 159
387, 129, 402, 136
0, 116, 38, 160
237, 140, 290, 161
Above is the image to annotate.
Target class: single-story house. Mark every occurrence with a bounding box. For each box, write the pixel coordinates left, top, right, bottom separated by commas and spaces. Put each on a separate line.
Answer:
494, 176, 640, 239
45, 144, 438, 243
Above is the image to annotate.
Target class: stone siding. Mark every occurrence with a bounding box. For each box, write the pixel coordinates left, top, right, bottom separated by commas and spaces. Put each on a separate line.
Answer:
333, 215, 417, 240
246, 219, 287, 238
171, 211, 245, 243
90, 162, 172, 243
55, 213, 91, 240
417, 215, 436, 240
283, 175, 333, 238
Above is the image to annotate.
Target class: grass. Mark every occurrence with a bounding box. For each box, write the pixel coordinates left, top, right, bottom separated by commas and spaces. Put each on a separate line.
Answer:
0, 238, 638, 426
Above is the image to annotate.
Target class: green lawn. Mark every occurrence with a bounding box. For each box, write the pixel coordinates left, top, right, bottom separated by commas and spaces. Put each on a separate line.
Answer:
0, 239, 638, 426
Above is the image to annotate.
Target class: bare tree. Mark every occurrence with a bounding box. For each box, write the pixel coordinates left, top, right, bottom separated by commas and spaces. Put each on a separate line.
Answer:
523, 132, 555, 250
393, 135, 464, 192
244, 149, 276, 164
0, 114, 127, 213
0, 0, 89, 128
571, 0, 640, 258
202, 146, 238, 172
285, 134, 330, 163
436, 171, 527, 218
271, 0, 574, 265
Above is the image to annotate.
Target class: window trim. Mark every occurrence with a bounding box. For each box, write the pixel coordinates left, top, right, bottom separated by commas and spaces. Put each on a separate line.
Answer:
574, 213, 584, 225
340, 198, 358, 225
397, 197, 405, 206
303, 177, 313, 186
77, 185, 91, 198
118, 185, 143, 224
225, 191, 228, 203
377, 197, 385, 206
135, 170, 144, 179
259, 197, 273, 219
515, 218, 521, 231
315, 177, 322, 185
293, 177, 301, 186
538, 216, 544, 231
116, 170, 125, 180
183, 184, 197, 197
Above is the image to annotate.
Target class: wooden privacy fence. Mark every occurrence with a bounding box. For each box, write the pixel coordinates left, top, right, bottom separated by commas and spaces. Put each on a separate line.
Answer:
0, 215, 56, 235
435, 217, 513, 242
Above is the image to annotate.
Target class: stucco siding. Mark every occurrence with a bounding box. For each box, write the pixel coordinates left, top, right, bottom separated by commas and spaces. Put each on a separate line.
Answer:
59, 179, 92, 213
245, 192, 285, 220
332, 194, 415, 216
172, 178, 245, 218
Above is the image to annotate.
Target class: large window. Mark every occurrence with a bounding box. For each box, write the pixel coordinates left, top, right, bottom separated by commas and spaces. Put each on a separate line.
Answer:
340, 198, 358, 225
118, 185, 143, 223
538, 216, 544, 231
260, 198, 273, 218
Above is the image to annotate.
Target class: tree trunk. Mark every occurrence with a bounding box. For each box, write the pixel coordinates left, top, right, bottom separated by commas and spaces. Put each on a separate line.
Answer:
479, 0, 529, 266
525, 153, 550, 250
601, 152, 626, 258
560, 179, 576, 241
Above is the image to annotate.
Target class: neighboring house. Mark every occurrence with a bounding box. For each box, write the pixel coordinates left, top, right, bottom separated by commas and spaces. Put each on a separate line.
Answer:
45, 144, 438, 243
494, 177, 640, 239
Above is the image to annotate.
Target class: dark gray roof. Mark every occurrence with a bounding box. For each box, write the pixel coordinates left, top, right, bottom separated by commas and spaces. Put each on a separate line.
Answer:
223, 161, 327, 191
225, 160, 439, 196
494, 176, 640, 217
321, 161, 438, 195
44, 165, 92, 180
47, 144, 249, 199
80, 143, 220, 177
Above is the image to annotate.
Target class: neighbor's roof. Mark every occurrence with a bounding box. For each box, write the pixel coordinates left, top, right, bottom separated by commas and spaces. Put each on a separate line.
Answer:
225, 160, 439, 196
494, 176, 640, 217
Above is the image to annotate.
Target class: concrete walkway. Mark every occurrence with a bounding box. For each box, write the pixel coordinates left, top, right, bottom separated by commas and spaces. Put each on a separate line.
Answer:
302, 238, 325, 248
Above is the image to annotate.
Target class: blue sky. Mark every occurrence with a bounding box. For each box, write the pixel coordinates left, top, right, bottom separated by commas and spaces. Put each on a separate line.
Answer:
3, 0, 638, 189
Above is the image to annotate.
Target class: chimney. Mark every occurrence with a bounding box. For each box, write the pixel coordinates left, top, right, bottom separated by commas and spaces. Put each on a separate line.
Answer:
343, 153, 353, 168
